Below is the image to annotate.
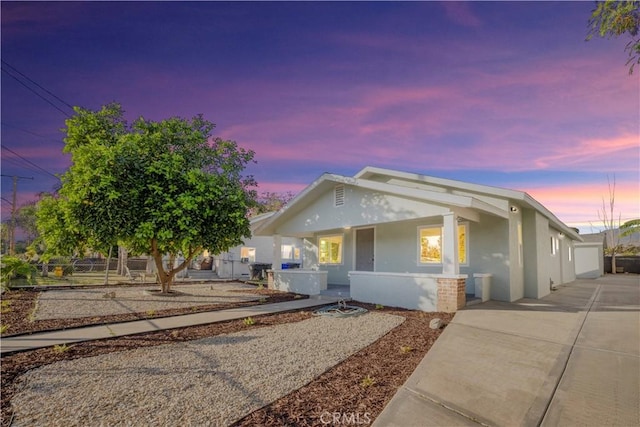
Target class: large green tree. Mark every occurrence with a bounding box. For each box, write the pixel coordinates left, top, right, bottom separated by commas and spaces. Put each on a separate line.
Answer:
588, 0, 640, 73
38, 103, 256, 293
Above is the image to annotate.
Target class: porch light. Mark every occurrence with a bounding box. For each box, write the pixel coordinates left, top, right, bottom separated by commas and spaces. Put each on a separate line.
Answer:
510, 206, 519, 213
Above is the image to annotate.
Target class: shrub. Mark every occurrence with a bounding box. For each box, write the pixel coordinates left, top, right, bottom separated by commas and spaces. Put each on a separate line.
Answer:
1, 256, 37, 290
360, 375, 376, 388
53, 344, 70, 353
400, 345, 413, 354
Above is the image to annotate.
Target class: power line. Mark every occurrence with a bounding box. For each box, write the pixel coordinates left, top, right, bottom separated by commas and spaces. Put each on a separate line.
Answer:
0, 59, 73, 111
1, 146, 60, 179
1, 156, 43, 174
1, 122, 65, 145
1, 60, 75, 110
1, 65, 72, 118
0, 175, 34, 255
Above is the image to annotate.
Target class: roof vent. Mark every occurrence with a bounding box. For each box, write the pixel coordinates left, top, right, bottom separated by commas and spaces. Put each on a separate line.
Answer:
334, 184, 345, 207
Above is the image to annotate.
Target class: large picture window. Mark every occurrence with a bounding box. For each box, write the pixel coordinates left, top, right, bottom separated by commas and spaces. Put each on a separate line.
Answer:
319, 235, 343, 265
419, 224, 468, 264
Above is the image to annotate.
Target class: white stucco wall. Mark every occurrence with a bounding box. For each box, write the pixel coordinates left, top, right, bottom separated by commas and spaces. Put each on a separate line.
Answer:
467, 215, 511, 301
349, 271, 439, 311
508, 204, 525, 301
522, 210, 551, 299
272, 270, 328, 295
275, 184, 451, 236
561, 236, 576, 284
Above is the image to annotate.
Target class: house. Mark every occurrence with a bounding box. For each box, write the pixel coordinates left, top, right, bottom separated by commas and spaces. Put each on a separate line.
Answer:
215, 212, 303, 279
254, 166, 582, 312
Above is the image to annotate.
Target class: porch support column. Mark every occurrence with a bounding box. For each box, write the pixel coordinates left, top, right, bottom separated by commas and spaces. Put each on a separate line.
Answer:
442, 212, 459, 275
273, 234, 282, 270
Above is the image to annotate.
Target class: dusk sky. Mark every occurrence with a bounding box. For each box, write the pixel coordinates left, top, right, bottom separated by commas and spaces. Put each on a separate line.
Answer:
1, 1, 638, 234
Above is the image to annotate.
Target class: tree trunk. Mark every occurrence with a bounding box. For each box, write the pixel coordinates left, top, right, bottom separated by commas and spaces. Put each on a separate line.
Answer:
117, 246, 128, 276
611, 253, 617, 274
103, 246, 113, 285
149, 239, 201, 294
151, 254, 197, 293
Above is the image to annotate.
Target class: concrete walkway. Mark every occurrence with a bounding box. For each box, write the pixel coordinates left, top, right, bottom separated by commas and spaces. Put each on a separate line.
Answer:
374, 275, 640, 426
0, 295, 341, 355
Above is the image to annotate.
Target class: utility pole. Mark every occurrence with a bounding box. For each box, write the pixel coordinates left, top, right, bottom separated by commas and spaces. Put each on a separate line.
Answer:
1, 174, 34, 255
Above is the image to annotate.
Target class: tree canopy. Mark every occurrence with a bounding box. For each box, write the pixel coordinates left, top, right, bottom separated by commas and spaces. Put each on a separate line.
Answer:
37, 103, 257, 292
251, 191, 296, 216
620, 218, 640, 237
588, 0, 640, 73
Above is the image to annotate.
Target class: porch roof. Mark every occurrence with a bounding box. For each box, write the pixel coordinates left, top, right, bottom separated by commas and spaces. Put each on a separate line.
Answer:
255, 172, 509, 237
354, 166, 582, 241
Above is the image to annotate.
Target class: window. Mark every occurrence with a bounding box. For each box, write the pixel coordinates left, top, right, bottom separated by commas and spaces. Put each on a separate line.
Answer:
419, 224, 468, 264
518, 222, 523, 266
281, 245, 293, 260
550, 236, 558, 255
319, 235, 343, 264
240, 247, 256, 263
282, 245, 300, 260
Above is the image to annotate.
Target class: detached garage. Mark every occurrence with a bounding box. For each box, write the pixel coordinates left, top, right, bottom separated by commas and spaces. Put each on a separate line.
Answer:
575, 238, 604, 279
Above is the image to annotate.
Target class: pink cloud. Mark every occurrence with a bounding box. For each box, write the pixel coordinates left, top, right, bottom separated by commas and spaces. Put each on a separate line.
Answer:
253, 181, 307, 195
0, 2, 88, 40
532, 134, 639, 171
73, 40, 637, 179
523, 181, 640, 228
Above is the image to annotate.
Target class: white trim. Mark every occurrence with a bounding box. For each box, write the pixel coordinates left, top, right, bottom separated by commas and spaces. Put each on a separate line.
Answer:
317, 233, 345, 265
349, 271, 467, 279
416, 223, 469, 266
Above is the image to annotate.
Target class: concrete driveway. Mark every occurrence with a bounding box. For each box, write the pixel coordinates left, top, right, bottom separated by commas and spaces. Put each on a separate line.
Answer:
374, 275, 639, 426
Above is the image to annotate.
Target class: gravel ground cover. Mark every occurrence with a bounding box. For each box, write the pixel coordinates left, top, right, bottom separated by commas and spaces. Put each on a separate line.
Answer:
10, 312, 404, 426
34, 283, 262, 320
0, 285, 304, 336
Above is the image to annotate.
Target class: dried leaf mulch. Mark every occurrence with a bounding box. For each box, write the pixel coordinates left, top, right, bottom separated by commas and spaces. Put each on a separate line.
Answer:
1, 288, 452, 427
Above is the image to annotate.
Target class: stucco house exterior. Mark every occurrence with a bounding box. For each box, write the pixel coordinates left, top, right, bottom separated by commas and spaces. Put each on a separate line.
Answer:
255, 166, 581, 312
215, 212, 303, 279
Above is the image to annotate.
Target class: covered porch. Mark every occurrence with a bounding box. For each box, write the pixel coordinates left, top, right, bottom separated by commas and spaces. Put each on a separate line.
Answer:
256, 171, 508, 312
264, 210, 495, 313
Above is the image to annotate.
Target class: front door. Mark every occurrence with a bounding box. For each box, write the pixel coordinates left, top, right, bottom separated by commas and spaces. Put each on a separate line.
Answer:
355, 228, 375, 271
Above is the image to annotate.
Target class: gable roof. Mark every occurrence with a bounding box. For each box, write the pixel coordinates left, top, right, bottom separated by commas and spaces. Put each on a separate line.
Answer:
354, 167, 582, 241
256, 166, 582, 241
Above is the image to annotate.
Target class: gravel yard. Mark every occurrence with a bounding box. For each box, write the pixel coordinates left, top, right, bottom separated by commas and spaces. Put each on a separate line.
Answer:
11, 311, 403, 426
34, 283, 263, 320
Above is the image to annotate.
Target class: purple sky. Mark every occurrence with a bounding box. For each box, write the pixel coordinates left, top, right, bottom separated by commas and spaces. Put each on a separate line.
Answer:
1, 1, 638, 234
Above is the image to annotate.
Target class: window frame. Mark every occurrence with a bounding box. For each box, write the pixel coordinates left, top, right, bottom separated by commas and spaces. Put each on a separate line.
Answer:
551, 236, 558, 255
318, 234, 344, 265
281, 244, 294, 260
240, 247, 256, 263
417, 223, 469, 266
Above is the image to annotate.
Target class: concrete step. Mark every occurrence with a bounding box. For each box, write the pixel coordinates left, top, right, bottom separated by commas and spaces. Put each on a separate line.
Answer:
186, 269, 219, 280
